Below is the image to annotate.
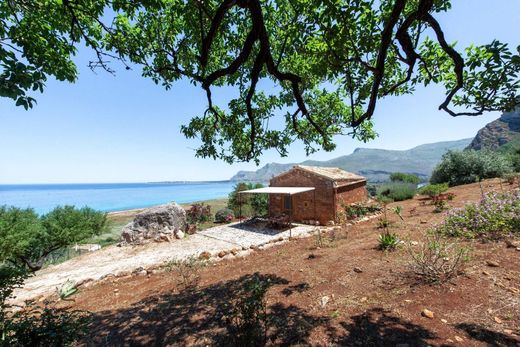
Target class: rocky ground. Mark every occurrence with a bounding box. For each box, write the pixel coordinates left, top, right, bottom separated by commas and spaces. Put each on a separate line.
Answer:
39, 178, 519, 346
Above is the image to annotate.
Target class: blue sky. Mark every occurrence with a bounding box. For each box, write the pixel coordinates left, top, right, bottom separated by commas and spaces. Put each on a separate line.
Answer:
0, 0, 518, 184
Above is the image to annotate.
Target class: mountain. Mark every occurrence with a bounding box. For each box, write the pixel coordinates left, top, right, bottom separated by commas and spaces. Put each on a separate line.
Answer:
467, 109, 520, 150
230, 138, 472, 183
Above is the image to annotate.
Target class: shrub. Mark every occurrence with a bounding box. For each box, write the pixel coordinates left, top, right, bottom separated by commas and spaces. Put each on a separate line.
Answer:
378, 233, 399, 251
215, 208, 234, 223
366, 184, 377, 197
344, 204, 381, 220
166, 256, 207, 290
1, 265, 89, 346
433, 200, 449, 213
222, 274, 269, 346
0, 205, 107, 272
437, 189, 520, 240
186, 203, 211, 224
503, 172, 520, 185
376, 182, 416, 201
430, 150, 513, 186
408, 232, 470, 284
228, 182, 268, 217
390, 172, 421, 185
418, 183, 449, 198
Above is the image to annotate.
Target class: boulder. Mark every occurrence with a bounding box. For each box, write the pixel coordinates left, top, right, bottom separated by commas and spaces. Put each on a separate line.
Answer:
120, 203, 187, 244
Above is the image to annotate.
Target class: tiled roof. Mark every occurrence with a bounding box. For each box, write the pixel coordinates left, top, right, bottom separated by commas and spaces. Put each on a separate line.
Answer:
295, 165, 366, 182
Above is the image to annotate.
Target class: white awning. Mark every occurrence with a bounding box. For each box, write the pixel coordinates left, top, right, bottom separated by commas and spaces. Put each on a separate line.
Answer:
238, 187, 315, 195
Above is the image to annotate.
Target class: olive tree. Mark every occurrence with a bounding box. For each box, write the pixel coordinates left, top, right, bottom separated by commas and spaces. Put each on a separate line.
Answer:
0, 206, 107, 272
2, 0, 520, 164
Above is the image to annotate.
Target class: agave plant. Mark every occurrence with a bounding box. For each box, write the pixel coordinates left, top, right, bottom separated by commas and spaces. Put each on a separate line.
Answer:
57, 279, 78, 300
378, 233, 399, 251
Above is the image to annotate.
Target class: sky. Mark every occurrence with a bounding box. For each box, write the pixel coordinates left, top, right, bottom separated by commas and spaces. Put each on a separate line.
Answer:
0, 0, 518, 184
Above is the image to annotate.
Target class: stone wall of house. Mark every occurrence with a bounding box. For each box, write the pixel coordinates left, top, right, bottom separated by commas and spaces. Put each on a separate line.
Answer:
335, 181, 369, 215
269, 167, 368, 225
269, 168, 335, 224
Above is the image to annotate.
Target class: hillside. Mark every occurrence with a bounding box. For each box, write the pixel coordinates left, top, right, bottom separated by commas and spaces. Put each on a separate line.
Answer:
467, 109, 520, 150
230, 138, 472, 183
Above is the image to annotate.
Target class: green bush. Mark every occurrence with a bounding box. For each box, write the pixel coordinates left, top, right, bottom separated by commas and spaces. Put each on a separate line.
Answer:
437, 189, 520, 240
222, 274, 270, 346
186, 203, 211, 224
390, 172, 421, 185
1, 265, 89, 346
430, 150, 513, 186
344, 204, 381, 219
376, 183, 416, 201
228, 182, 268, 217
378, 233, 399, 251
418, 183, 449, 198
215, 208, 234, 223
0, 205, 107, 272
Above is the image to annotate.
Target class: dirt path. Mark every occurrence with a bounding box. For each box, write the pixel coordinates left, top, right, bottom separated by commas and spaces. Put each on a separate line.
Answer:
14, 222, 318, 304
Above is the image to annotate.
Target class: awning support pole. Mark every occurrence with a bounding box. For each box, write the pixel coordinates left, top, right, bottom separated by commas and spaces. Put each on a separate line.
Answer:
290, 193, 293, 238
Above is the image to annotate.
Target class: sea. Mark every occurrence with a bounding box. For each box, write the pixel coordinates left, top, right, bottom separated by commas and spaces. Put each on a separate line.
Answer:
0, 181, 236, 215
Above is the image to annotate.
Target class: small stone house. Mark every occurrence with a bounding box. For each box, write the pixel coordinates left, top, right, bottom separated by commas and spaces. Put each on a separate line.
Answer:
269, 165, 367, 225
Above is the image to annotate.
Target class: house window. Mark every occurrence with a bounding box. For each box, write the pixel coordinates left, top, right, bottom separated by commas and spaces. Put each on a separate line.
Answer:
284, 195, 292, 210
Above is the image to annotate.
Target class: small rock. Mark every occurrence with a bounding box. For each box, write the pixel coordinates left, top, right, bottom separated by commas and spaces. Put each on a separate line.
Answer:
174, 229, 185, 239
353, 267, 363, 273
186, 223, 197, 235
241, 246, 248, 250
505, 240, 520, 248
454, 336, 464, 342
494, 316, 503, 324
320, 296, 330, 307
136, 270, 147, 276
516, 247, 520, 252
230, 249, 239, 256
482, 270, 490, 276
503, 329, 513, 335
421, 309, 434, 319
299, 269, 304, 272
486, 260, 500, 267
218, 250, 228, 258
441, 319, 448, 324
420, 220, 427, 224
404, 299, 412, 303
360, 297, 367, 302
113, 289, 119, 293
446, 339, 454, 343
199, 251, 211, 260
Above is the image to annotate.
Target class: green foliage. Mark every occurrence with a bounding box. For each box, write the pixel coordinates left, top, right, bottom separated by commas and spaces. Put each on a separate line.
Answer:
166, 256, 207, 290
433, 200, 449, 213
214, 208, 234, 223
222, 273, 270, 347
437, 189, 520, 240
344, 204, 381, 220
186, 203, 211, 224
408, 232, 470, 284
499, 137, 520, 172
57, 280, 78, 301
228, 183, 268, 218
419, 183, 449, 198
392, 206, 404, 221
3, 2, 520, 163
0, 1, 107, 109
430, 150, 513, 186
0, 205, 107, 272
390, 172, 421, 185
378, 233, 399, 251
1, 265, 88, 346
376, 183, 416, 202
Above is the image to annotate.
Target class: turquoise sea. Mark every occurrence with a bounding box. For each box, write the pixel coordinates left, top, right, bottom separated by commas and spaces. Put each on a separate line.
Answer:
0, 181, 236, 215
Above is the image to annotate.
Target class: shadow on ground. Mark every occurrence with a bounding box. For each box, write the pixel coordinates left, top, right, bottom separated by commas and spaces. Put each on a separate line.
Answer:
86, 274, 516, 346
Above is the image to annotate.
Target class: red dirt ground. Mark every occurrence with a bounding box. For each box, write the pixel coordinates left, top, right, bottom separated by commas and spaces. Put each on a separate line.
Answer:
59, 179, 519, 346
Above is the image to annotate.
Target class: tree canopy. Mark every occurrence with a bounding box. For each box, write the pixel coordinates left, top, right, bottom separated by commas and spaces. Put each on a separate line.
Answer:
0, 205, 107, 272
2, 0, 519, 163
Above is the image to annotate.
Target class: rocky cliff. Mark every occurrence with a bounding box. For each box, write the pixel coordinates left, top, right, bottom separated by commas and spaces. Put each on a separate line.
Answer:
467, 109, 520, 150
